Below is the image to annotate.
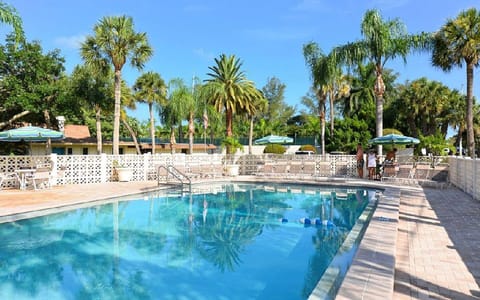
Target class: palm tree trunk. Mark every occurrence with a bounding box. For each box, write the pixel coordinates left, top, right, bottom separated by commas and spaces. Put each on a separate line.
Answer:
122, 119, 141, 154
226, 108, 233, 137
188, 112, 194, 154
329, 91, 334, 138
248, 117, 254, 154
320, 110, 325, 156
113, 69, 122, 155
466, 63, 475, 158
149, 103, 155, 154
170, 127, 176, 154
96, 106, 102, 154
374, 67, 385, 156
43, 109, 52, 154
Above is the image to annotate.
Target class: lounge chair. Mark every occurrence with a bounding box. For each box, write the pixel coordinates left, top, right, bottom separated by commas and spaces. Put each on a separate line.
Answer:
0, 172, 19, 190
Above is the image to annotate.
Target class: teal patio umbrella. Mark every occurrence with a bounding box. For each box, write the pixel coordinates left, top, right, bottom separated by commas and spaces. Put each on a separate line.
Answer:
254, 135, 293, 145
368, 134, 420, 145
0, 126, 64, 154
0, 126, 64, 142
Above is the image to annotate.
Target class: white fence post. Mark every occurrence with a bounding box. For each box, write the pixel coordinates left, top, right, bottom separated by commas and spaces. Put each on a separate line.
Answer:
50, 153, 58, 186
100, 153, 107, 183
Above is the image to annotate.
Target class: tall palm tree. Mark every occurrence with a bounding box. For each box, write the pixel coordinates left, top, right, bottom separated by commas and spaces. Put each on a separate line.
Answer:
0, 2, 24, 43
81, 15, 153, 155
133, 71, 167, 154
203, 54, 262, 153
432, 8, 480, 158
332, 9, 431, 155
303, 43, 336, 155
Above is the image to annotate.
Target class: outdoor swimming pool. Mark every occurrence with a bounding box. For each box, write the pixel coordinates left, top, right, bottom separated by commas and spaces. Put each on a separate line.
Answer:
0, 182, 378, 299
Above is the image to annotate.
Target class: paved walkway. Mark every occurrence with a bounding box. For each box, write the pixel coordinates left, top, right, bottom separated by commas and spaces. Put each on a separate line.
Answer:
394, 187, 480, 299
0, 180, 479, 299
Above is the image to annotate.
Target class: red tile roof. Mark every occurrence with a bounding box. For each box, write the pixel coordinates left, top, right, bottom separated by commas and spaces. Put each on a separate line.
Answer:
64, 125, 90, 139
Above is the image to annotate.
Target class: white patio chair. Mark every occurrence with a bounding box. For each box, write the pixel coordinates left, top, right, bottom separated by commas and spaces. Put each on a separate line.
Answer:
0, 172, 19, 190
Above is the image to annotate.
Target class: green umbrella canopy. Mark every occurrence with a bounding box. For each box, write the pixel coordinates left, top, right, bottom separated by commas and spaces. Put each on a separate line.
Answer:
368, 134, 419, 145
0, 126, 64, 142
254, 135, 293, 145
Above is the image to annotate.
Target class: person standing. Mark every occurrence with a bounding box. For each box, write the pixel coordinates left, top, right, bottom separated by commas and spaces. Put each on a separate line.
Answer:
367, 150, 377, 180
356, 143, 364, 178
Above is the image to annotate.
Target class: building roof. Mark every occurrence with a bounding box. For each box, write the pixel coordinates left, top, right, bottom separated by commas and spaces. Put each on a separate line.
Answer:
64, 125, 90, 139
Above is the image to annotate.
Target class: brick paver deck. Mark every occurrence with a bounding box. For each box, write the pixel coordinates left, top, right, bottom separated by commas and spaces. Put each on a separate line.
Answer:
394, 187, 480, 299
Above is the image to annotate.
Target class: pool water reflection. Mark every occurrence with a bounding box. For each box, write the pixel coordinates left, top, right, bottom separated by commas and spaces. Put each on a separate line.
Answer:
0, 183, 378, 299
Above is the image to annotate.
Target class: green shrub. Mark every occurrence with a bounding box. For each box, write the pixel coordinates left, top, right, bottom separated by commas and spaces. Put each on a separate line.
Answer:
299, 144, 316, 153
263, 144, 286, 154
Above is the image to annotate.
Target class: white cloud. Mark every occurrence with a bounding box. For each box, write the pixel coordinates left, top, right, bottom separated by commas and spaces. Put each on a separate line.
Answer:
54, 34, 86, 49
193, 48, 215, 61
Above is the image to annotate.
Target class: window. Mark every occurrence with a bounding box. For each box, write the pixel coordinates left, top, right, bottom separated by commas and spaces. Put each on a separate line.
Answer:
67, 148, 73, 155
82, 148, 88, 155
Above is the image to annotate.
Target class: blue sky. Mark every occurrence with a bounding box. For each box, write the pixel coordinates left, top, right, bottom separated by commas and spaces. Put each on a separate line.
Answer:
6, 0, 480, 122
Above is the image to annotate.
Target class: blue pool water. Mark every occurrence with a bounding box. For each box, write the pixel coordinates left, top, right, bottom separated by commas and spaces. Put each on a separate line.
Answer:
0, 183, 377, 299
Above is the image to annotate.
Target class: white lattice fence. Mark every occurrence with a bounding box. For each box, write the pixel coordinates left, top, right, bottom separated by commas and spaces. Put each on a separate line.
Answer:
57, 155, 103, 184
0, 156, 52, 188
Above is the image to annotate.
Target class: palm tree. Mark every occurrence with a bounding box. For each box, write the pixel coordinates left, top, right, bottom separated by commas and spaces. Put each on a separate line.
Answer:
432, 8, 480, 158
133, 71, 167, 154
248, 92, 268, 154
81, 15, 153, 155
332, 9, 431, 155
203, 54, 262, 153
166, 78, 196, 154
303, 43, 336, 155
0, 2, 24, 43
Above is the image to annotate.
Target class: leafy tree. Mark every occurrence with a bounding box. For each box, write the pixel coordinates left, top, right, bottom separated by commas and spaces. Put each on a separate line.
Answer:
332, 9, 431, 155
203, 54, 262, 153
247, 92, 268, 154
327, 117, 371, 153
69, 65, 113, 154
260, 77, 295, 134
133, 71, 167, 154
0, 35, 66, 128
81, 15, 153, 155
432, 7, 480, 157
391, 78, 463, 138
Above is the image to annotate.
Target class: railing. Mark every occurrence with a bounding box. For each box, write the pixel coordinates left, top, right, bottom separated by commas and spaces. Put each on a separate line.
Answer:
157, 165, 192, 187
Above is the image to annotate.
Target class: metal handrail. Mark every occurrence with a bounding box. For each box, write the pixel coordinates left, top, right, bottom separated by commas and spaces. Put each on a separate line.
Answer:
157, 165, 192, 187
